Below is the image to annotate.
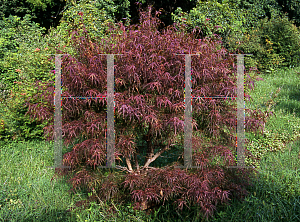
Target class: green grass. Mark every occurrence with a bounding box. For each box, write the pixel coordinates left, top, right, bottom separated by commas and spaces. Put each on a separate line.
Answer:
210, 138, 300, 222
0, 66, 300, 221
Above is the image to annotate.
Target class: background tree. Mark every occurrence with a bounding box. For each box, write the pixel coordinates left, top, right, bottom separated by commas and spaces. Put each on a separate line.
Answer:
0, 15, 53, 142
171, 0, 300, 73
0, 0, 66, 30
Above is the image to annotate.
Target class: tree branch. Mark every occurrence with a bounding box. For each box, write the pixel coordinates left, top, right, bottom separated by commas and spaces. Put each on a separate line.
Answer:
125, 155, 133, 172
115, 165, 132, 173
142, 139, 173, 170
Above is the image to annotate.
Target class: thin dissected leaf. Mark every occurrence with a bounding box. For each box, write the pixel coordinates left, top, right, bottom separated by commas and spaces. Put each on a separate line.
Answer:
132, 190, 144, 202
149, 61, 157, 70
136, 43, 144, 51
144, 114, 158, 126
87, 123, 99, 137
172, 102, 185, 112
155, 95, 172, 110
165, 116, 184, 135
87, 72, 100, 85
119, 104, 128, 118
176, 198, 189, 211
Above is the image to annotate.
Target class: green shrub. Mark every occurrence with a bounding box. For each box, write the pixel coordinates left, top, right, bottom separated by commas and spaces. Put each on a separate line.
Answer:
171, 0, 265, 49
50, 0, 130, 46
231, 0, 282, 19
0, 15, 54, 142
228, 15, 300, 73
171, 0, 300, 73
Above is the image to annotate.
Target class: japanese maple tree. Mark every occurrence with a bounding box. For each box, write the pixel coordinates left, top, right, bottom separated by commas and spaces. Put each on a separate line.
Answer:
24, 6, 271, 219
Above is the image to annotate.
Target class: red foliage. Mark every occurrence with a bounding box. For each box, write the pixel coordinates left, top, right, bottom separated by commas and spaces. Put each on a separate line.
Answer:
25, 6, 270, 219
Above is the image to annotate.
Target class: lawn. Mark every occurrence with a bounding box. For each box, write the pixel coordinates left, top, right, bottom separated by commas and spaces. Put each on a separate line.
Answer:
0, 66, 300, 221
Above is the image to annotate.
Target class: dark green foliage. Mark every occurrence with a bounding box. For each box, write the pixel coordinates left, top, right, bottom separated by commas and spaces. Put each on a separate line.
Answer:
261, 15, 300, 69
279, 0, 300, 26
129, 0, 198, 30
172, 0, 251, 41
228, 15, 300, 72
231, 0, 283, 19
233, 0, 300, 27
171, 0, 300, 73
0, 0, 66, 31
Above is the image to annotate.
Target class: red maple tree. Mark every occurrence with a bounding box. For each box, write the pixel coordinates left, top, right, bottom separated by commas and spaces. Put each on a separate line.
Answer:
24, 6, 271, 219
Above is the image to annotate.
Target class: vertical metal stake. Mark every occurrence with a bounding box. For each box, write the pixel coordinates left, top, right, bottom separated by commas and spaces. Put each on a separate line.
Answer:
236, 54, 246, 167
54, 54, 63, 168
107, 54, 115, 168
184, 54, 192, 168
